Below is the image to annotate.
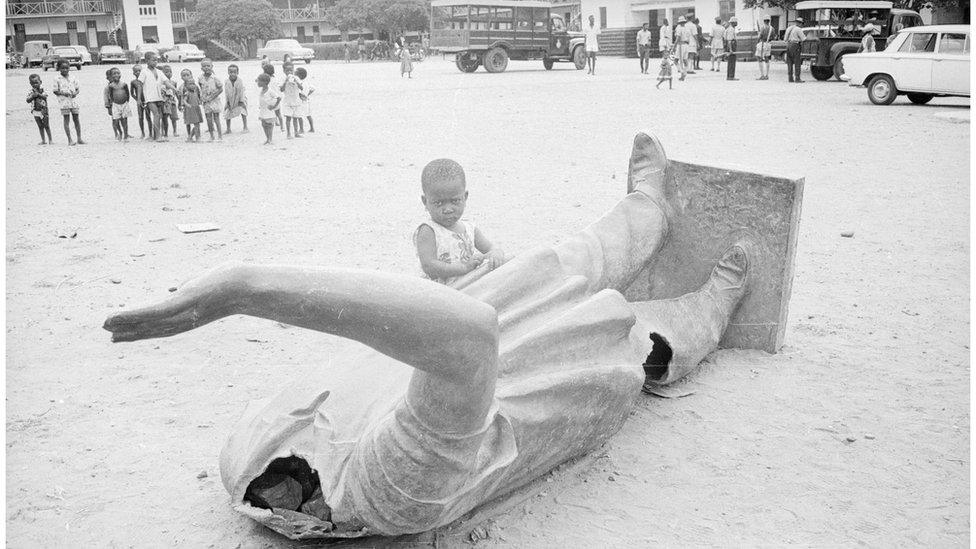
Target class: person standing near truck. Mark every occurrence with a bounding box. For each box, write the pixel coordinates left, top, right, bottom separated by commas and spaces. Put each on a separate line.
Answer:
723, 17, 738, 80
784, 17, 806, 83
637, 23, 653, 74
584, 15, 600, 75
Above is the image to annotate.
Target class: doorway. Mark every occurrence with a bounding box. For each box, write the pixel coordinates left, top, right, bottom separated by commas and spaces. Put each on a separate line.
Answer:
67, 21, 79, 46
87, 20, 98, 48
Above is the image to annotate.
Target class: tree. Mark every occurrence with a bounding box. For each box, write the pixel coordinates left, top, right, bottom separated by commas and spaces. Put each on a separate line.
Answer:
374, 0, 429, 38
190, 0, 281, 55
743, 0, 966, 14
325, 0, 379, 39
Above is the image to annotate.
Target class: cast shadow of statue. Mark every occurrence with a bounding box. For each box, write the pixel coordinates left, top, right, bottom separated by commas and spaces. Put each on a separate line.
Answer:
104, 132, 803, 540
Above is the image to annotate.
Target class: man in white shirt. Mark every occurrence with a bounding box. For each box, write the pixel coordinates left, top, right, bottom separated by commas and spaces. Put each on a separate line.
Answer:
636, 23, 653, 74
784, 17, 806, 83
710, 17, 726, 72
584, 14, 600, 74
137, 51, 166, 141
675, 16, 695, 80
659, 19, 672, 53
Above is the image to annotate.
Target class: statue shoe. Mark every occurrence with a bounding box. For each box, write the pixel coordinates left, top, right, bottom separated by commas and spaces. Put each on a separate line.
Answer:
626, 132, 668, 199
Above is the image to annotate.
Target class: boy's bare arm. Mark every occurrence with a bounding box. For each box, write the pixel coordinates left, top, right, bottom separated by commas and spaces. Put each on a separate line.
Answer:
416, 225, 480, 279
474, 227, 506, 269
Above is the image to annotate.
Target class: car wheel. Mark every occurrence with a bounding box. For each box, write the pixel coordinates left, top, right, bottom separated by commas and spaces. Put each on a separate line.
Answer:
482, 47, 508, 73
455, 53, 480, 73
907, 92, 934, 105
832, 55, 845, 80
572, 46, 586, 70
811, 66, 832, 81
543, 57, 554, 70
305, 58, 311, 64
867, 74, 897, 105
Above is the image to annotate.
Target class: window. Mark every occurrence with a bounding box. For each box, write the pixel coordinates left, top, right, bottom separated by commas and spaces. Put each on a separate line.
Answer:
899, 32, 936, 52
141, 25, 158, 43
719, 0, 735, 23
470, 7, 489, 30
551, 15, 566, 32
532, 7, 548, 29
938, 32, 967, 54
494, 7, 513, 30
599, 7, 607, 29
516, 7, 531, 29
298, 26, 306, 40
66, 21, 78, 31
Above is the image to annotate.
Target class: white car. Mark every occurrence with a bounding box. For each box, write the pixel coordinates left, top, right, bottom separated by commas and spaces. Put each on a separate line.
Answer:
74, 44, 93, 65
256, 39, 314, 63
134, 43, 161, 61
164, 43, 206, 62
841, 24, 970, 105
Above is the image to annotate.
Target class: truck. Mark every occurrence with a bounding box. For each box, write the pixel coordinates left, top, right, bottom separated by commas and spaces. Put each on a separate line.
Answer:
430, 0, 587, 73
796, 0, 923, 81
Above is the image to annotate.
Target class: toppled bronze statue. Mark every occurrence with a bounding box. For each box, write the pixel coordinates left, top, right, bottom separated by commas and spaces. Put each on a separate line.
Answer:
104, 133, 803, 539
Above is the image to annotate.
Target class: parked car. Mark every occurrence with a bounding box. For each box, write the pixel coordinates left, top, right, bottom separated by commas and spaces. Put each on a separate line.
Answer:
74, 44, 93, 64
98, 45, 127, 64
841, 24, 970, 105
164, 43, 206, 62
430, 0, 586, 73
257, 39, 314, 63
21, 40, 52, 68
796, 0, 923, 80
134, 43, 161, 61
41, 46, 83, 70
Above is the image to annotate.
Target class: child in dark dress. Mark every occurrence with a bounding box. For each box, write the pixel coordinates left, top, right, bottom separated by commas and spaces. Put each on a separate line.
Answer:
26, 74, 53, 145
180, 68, 203, 142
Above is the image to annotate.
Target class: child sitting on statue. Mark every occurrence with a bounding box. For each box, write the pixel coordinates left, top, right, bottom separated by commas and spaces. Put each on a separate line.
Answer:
413, 159, 507, 286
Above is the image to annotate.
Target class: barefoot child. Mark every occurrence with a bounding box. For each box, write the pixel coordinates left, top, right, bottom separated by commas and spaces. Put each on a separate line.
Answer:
198, 58, 223, 141
256, 73, 280, 145
223, 64, 247, 134
130, 64, 150, 139
413, 159, 506, 285
179, 68, 203, 142
52, 60, 84, 145
400, 44, 413, 78
103, 67, 131, 140
294, 67, 314, 134
160, 65, 180, 138
27, 74, 53, 145
656, 52, 674, 89
279, 60, 303, 139
262, 64, 284, 128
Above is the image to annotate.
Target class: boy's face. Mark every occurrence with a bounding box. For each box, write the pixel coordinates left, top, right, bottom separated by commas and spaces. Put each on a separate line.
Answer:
58, 64, 69, 76
110, 68, 121, 82
228, 66, 238, 81
132, 65, 141, 77
162, 66, 172, 78
29, 75, 41, 88
422, 178, 468, 229
181, 71, 192, 84
201, 60, 213, 75
146, 54, 157, 68
283, 62, 294, 74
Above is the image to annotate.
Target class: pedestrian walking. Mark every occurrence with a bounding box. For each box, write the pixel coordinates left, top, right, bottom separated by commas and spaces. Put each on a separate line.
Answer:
674, 16, 692, 80
584, 15, 600, 75
724, 17, 738, 80
756, 15, 774, 80
357, 36, 366, 61
693, 18, 704, 70
710, 18, 725, 72
858, 23, 877, 52
637, 23, 653, 74
659, 19, 673, 54
785, 17, 806, 83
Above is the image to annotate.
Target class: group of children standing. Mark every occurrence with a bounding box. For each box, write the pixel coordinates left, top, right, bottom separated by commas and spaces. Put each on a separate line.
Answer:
25, 52, 315, 146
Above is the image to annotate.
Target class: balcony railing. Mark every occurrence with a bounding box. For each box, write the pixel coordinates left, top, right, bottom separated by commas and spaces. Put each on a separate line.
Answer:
277, 6, 328, 21
172, 9, 191, 23
6, 0, 112, 17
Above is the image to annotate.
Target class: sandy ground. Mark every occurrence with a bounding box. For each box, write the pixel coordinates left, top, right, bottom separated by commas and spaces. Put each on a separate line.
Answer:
4, 55, 970, 547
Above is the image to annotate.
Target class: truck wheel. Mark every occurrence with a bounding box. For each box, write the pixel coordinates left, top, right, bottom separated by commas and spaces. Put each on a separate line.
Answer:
907, 93, 933, 105
572, 46, 586, 70
483, 47, 508, 73
543, 57, 554, 70
455, 53, 479, 72
867, 74, 897, 105
832, 55, 845, 80
811, 66, 833, 81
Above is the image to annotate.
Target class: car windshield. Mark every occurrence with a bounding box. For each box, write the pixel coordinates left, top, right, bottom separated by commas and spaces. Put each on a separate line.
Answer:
54, 48, 77, 55
102, 46, 122, 53
270, 40, 299, 47
898, 31, 936, 52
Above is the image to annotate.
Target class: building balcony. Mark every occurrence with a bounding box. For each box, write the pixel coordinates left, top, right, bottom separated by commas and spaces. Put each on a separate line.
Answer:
6, 0, 113, 18
171, 6, 328, 25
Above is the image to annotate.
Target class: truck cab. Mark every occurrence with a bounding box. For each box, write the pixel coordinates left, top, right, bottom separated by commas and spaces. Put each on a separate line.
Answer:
796, 0, 923, 80
430, 0, 586, 73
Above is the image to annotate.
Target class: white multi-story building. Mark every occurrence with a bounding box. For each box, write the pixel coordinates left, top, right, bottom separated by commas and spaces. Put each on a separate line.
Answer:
6, 0, 175, 50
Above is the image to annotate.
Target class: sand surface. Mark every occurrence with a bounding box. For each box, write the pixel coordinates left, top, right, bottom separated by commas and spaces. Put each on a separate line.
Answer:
5, 56, 970, 547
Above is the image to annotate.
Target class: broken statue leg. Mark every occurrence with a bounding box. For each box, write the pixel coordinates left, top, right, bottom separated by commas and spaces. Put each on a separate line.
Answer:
104, 261, 500, 435
629, 239, 754, 390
